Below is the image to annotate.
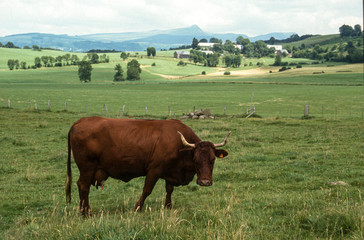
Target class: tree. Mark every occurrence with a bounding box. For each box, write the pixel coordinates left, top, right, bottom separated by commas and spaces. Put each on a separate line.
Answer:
7, 59, 16, 70
199, 38, 208, 43
34, 57, 42, 68
212, 43, 224, 54
189, 50, 206, 65
267, 37, 276, 44
127, 59, 141, 80
71, 55, 79, 65
273, 55, 282, 66
236, 36, 245, 45
147, 47, 156, 57
207, 53, 220, 67
99, 54, 109, 63
254, 41, 270, 57
41, 56, 49, 67
63, 53, 71, 65
348, 48, 364, 63
339, 24, 355, 37
4, 42, 16, 48
32, 45, 41, 51
78, 61, 93, 82
242, 43, 255, 57
20, 61, 27, 70
191, 37, 199, 49
210, 37, 221, 43
87, 53, 99, 64
223, 40, 236, 54
233, 54, 242, 68
223, 54, 233, 67
120, 52, 128, 61
345, 41, 356, 54
113, 64, 124, 81
14, 60, 19, 70
354, 24, 362, 36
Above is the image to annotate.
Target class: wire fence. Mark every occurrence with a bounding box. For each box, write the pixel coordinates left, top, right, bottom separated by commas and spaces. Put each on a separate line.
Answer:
4, 98, 364, 120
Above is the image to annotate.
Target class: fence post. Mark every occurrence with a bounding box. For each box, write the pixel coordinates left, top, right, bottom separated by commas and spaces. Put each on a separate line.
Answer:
122, 105, 125, 116
64, 102, 67, 111
85, 104, 87, 113
145, 106, 148, 116
8, 99, 10, 108
224, 106, 226, 115
35, 103, 38, 110
103, 104, 106, 114
29, 100, 32, 109
48, 100, 51, 111
168, 106, 171, 117
304, 105, 309, 118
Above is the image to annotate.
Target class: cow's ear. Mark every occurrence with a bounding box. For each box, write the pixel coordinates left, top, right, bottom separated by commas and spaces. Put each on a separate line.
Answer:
215, 149, 228, 158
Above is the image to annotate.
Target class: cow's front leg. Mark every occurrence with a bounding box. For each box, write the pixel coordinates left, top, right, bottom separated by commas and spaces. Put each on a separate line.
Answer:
165, 181, 174, 209
135, 171, 160, 211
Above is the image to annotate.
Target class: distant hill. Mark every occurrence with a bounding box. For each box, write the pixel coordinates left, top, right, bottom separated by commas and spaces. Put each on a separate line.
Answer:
0, 25, 295, 52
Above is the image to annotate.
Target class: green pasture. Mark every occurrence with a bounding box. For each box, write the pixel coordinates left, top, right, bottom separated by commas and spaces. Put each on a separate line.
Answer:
0, 47, 363, 239
1, 80, 363, 119
0, 109, 363, 239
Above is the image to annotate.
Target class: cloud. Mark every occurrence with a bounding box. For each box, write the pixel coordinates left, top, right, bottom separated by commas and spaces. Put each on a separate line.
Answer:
0, 0, 362, 36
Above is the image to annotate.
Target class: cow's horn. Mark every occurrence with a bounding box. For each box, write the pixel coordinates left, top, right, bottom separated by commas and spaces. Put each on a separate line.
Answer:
214, 131, 231, 147
177, 131, 195, 148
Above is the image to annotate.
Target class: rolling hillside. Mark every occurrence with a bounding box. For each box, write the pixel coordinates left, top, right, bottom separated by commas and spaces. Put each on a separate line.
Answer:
0, 25, 294, 52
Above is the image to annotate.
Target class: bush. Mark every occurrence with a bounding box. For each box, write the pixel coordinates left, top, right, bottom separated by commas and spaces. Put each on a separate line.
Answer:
224, 71, 231, 75
297, 65, 302, 68
177, 60, 186, 66
279, 66, 291, 72
151, 62, 156, 66
202, 71, 206, 75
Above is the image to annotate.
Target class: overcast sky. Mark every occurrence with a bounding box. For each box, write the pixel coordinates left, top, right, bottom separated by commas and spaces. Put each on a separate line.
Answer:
1, 0, 363, 37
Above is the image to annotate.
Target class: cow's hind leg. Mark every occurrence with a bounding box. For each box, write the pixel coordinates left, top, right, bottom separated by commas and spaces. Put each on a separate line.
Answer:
77, 173, 93, 216
165, 181, 174, 209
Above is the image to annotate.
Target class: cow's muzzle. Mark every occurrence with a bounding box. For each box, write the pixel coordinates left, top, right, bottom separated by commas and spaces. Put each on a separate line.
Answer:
197, 179, 212, 186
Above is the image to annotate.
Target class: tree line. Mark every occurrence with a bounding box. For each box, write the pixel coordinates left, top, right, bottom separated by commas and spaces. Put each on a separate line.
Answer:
7, 53, 110, 70
78, 59, 142, 83
289, 24, 363, 63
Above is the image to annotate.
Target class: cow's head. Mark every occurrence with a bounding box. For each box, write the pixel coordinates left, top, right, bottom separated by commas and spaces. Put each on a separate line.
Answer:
178, 131, 230, 186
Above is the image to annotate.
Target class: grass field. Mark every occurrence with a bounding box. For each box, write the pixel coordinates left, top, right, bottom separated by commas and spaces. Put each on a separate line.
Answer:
0, 109, 363, 239
0, 47, 363, 239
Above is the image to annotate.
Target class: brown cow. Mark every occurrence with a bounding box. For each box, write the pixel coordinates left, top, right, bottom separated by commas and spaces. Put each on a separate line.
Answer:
65, 117, 230, 215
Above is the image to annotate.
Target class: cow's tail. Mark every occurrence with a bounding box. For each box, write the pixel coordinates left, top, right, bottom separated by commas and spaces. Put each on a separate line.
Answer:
65, 129, 72, 204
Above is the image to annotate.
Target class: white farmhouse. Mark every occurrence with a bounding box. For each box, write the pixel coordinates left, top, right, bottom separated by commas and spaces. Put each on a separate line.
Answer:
267, 45, 290, 56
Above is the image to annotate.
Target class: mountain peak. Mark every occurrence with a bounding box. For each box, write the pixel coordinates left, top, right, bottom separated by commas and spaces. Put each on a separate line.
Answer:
166, 24, 207, 36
